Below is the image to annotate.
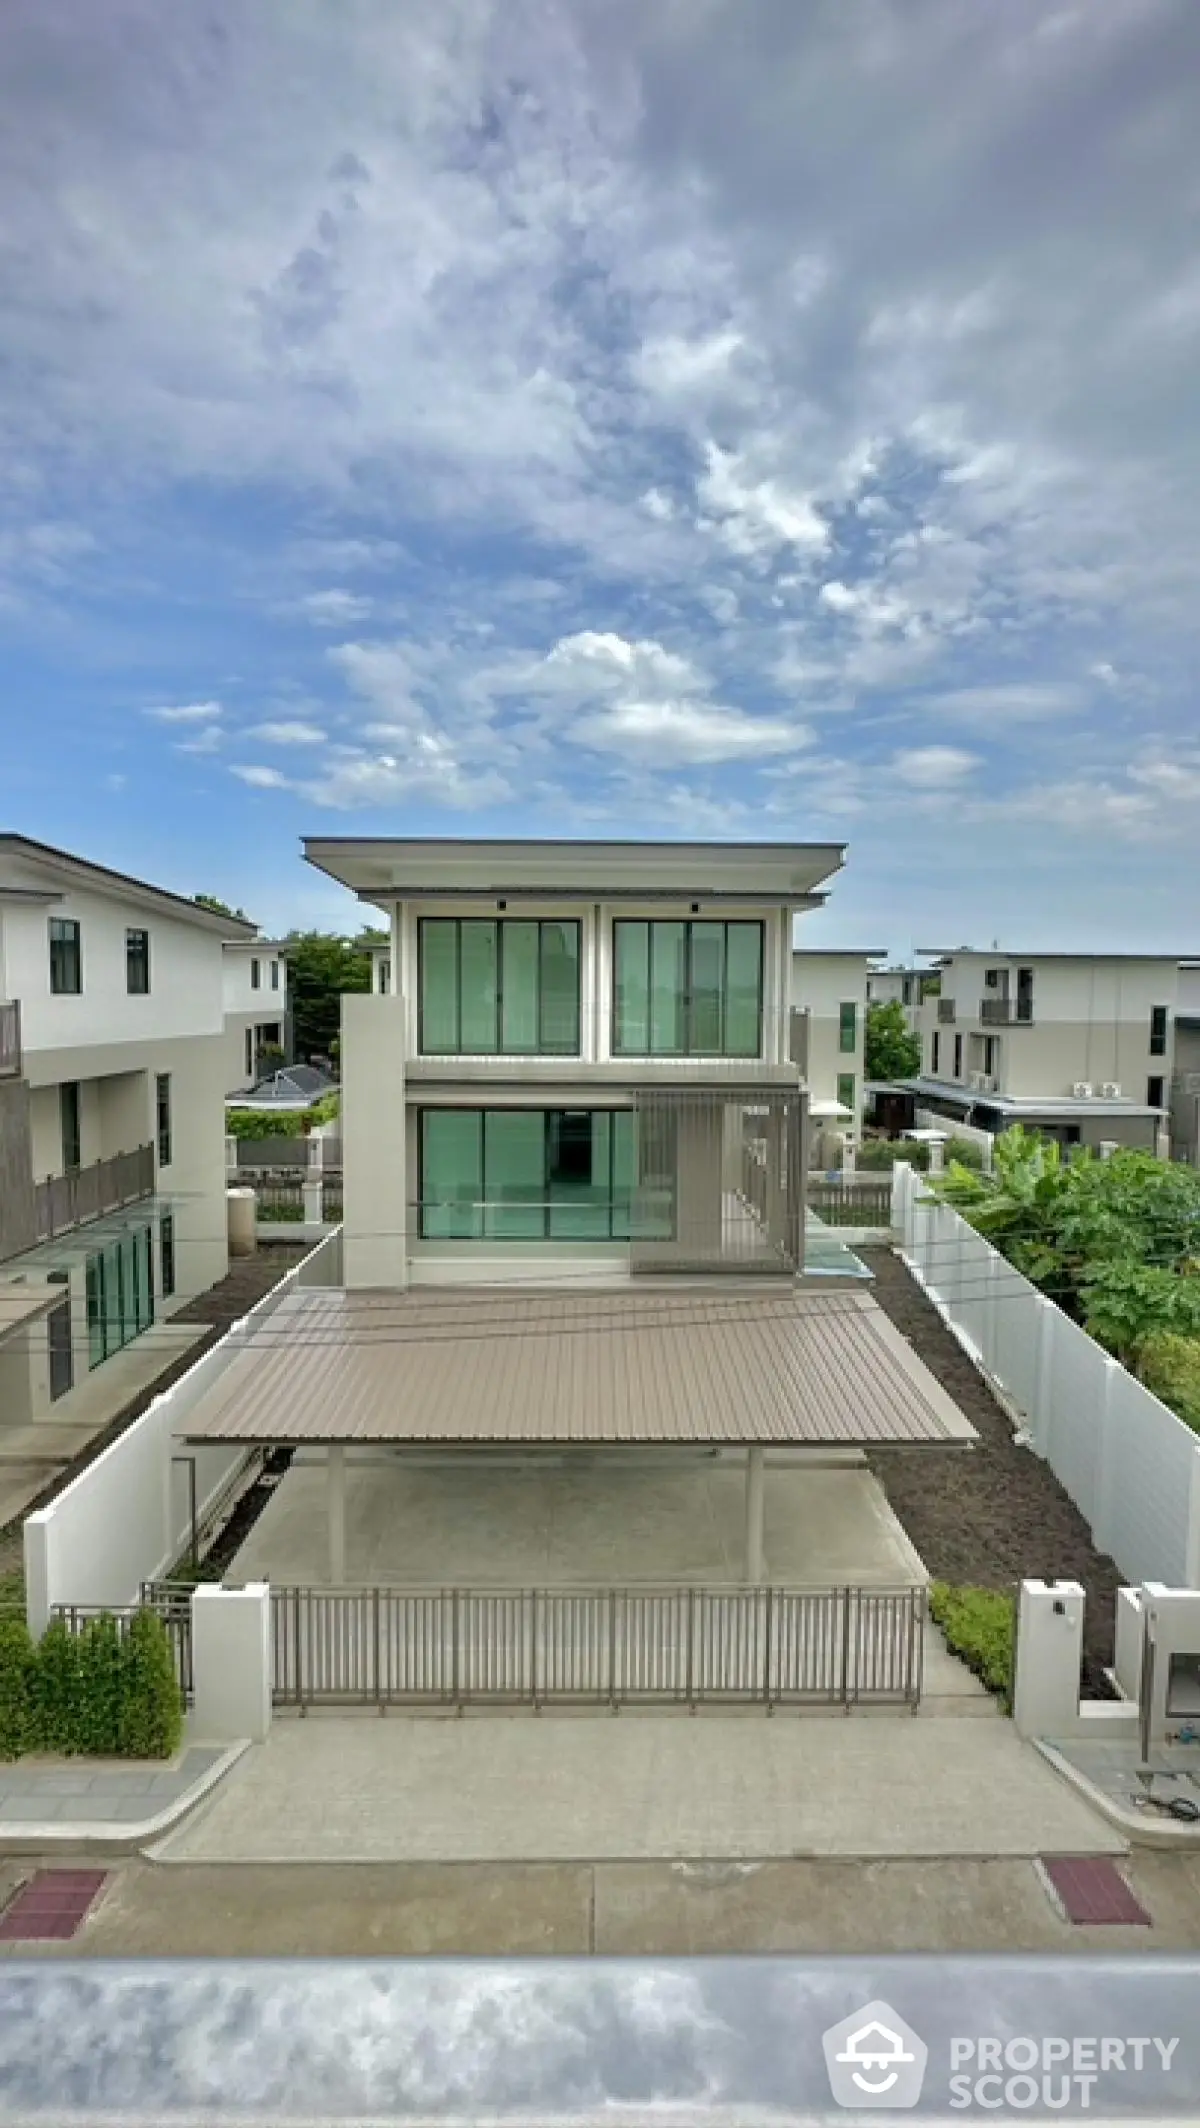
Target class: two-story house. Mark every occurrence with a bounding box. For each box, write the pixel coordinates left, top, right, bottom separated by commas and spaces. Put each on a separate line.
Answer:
1170, 960, 1200, 1166
0, 835, 256, 1426
896, 950, 1180, 1151
791, 949, 885, 1158
222, 938, 290, 1093
864, 963, 928, 1029
304, 838, 843, 1287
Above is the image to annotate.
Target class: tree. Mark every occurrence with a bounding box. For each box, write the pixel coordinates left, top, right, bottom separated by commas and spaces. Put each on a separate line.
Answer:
194, 892, 248, 921
285, 930, 372, 1059
864, 999, 921, 1080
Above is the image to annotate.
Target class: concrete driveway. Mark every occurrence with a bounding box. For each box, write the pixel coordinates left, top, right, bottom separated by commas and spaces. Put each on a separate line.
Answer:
157, 1715, 1122, 1866
227, 1450, 926, 1588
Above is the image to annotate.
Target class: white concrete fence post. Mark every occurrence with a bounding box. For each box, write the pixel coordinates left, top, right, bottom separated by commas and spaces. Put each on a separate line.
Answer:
225, 1135, 238, 1177
841, 1133, 856, 1176
1012, 1579, 1085, 1740
302, 1130, 324, 1225
191, 1583, 272, 1743
928, 1138, 945, 1175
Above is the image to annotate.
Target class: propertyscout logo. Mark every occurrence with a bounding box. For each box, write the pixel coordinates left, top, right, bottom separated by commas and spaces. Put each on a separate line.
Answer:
822, 2000, 1181, 2111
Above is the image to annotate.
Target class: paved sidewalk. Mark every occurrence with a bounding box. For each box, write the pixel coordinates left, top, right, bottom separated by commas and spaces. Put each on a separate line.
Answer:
0, 1747, 234, 1839
156, 1715, 1123, 1865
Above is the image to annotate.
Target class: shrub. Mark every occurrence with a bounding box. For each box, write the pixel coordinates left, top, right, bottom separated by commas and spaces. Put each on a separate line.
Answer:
118, 1610, 183, 1760
858, 1137, 930, 1171
1138, 1332, 1200, 1433
0, 1618, 38, 1759
33, 1616, 82, 1755
76, 1614, 125, 1756
945, 1135, 985, 1170
929, 1582, 1015, 1704
226, 1107, 304, 1140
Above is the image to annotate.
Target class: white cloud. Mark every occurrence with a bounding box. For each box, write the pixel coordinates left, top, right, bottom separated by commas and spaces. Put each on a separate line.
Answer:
921, 682, 1084, 724
230, 764, 290, 789
145, 700, 223, 724
249, 720, 327, 746
177, 724, 225, 756
574, 697, 811, 766
298, 589, 373, 628
892, 744, 979, 788
697, 444, 829, 560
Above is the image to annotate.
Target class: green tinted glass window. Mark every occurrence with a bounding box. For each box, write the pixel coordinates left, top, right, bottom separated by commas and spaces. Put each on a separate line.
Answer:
484, 1110, 545, 1238
724, 924, 763, 1056
421, 1111, 483, 1238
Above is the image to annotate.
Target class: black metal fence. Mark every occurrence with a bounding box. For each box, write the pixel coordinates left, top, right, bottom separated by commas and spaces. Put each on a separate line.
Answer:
267, 1583, 926, 1713
806, 1178, 894, 1228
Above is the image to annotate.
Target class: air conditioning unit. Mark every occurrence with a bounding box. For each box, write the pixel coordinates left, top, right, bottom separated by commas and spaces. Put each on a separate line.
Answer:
1101, 1082, 1122, 1099
1072, 1082, 1094, 1099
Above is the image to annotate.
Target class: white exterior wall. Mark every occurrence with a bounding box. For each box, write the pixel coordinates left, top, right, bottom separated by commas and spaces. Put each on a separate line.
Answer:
341, 990, 407, 1288
2, 883, 227, 1055
791, 953, 871, 1138
924, 955, 1179, 1101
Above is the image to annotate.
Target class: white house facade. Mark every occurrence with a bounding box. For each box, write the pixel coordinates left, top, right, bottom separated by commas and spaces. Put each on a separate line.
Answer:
0, 835, 255, 1424
222, 938, 289, 1093
791, 949, 884, 1157
304, 838, 843, 1288
901, 949, 1180, 1151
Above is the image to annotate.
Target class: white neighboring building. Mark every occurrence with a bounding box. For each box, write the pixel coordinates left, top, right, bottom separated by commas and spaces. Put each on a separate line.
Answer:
899, 949, 1181, 1152
791, 949, 885, 1157
864, 963, 927, 1028
223, 938, 289, 1093
304, 836, 842, 1288
0, 835, 256, 1423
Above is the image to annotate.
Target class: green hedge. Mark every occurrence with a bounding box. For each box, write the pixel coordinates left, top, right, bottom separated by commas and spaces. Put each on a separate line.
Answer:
928, 1582, 1015, 1704
1139, 1332, 1200, 1433
226, 1107, 305, 1140
858, 1138, 930, 1171
0, 1608, 183, 1762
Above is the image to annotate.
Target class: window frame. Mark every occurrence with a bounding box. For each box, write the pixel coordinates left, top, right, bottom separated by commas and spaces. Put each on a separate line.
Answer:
125, 926, 151, 995
159, 1211, 176, 1299
611, 918, 764, 1058
417, 917, 582, 1056
931, 1031, 940, 1077
838, 1000, 857, 1055
836, 1071, 856, 1116
270, 958, 280, 991
250, 957, 261, 991
417, 1106, 666, 1242
60, 1080, 82, 1173
1150, 1005, 1169, 1058
1147, 1075, 1165, 1110
156, 1072, 172, 1168
48, 917, 82, 996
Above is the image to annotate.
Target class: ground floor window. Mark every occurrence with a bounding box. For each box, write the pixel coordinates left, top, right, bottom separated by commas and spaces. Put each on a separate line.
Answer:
836, 1072, 856, 1115
47, 1295, 73, 1403
159, 1211, 176, 1298
418, 1108, 673, 1241
85, 1221, 154, 1369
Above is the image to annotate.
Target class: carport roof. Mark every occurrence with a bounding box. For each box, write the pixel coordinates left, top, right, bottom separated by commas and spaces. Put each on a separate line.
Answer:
177, 1286, 976, 1450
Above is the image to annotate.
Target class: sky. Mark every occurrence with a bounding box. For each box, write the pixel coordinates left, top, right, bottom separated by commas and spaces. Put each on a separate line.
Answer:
1, 0, 1199, 947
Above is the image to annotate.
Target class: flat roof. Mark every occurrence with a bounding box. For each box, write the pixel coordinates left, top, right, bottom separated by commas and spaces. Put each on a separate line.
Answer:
177, 1286, 976, 1451
917, 946, 1187, 963
303, 837, 846, 906
793, 946, 889, 959
875, 1077, 1163, 1118
0, 836, 257, 938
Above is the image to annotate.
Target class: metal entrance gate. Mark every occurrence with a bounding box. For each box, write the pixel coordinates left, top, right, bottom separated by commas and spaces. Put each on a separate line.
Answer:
268, 1584, 926, 1712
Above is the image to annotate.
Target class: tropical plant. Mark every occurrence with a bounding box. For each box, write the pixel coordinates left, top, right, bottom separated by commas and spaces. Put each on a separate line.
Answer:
194, 892, 248, 921
1139, 1334, 1200, 1431
864, 999, 921, 1081
1078, 1263, 1200, 1373
284, 929, 373, 1058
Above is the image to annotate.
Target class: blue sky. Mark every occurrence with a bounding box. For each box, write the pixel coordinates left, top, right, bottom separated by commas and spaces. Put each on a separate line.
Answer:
2, 0, 1199, 946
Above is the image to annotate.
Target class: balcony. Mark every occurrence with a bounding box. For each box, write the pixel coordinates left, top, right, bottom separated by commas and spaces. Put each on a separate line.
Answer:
0, 1000, 20, 1078
979, 997, 1034, 1027
34, 1143, 156, 1244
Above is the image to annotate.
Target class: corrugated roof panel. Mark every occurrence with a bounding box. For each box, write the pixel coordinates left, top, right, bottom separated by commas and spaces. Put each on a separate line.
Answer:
179, 1287, 975, 1450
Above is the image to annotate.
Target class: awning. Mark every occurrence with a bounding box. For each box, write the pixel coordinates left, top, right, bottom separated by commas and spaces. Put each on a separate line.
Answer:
177, 1286, 976, 1450
0, 1281, 63, 1343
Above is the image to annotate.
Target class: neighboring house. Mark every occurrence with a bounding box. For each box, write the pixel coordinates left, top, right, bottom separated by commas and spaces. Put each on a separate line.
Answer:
865, 962, 927, 1028
303, 837, 842, 1287
223, 938, 290, 1093
1170, 961, 1200, 1166
791, 949, 885, 1157
0, 834, 255, 1424
890, 949, 1181, 1152
225, 1063, 336, 1114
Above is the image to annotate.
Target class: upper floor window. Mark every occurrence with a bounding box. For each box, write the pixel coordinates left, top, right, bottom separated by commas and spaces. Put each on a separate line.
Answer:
838, 1001, 857, 1054
270, 958, 280, 990
1150, 1005, 1169, 1057
419, 918, 581, 1055
60, 1080, 81, 1173
48, 917, 82, 995
126, 928, 150, 994
156, 1071, 172, 1167
613, 920, 763, 1058
250, 957, 261, 991
931, 1031, 940, 1076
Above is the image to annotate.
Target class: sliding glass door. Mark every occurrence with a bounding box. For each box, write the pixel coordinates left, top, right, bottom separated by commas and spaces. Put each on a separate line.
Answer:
418, 1109, 658, 1240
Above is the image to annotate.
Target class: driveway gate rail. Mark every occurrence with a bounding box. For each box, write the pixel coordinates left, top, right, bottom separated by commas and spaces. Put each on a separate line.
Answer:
266, 1583, 926, 1712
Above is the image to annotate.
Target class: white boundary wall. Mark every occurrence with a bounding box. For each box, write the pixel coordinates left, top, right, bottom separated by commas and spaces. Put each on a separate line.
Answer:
892, 1164, 1200, 1589
24, 1231, 342, 1634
